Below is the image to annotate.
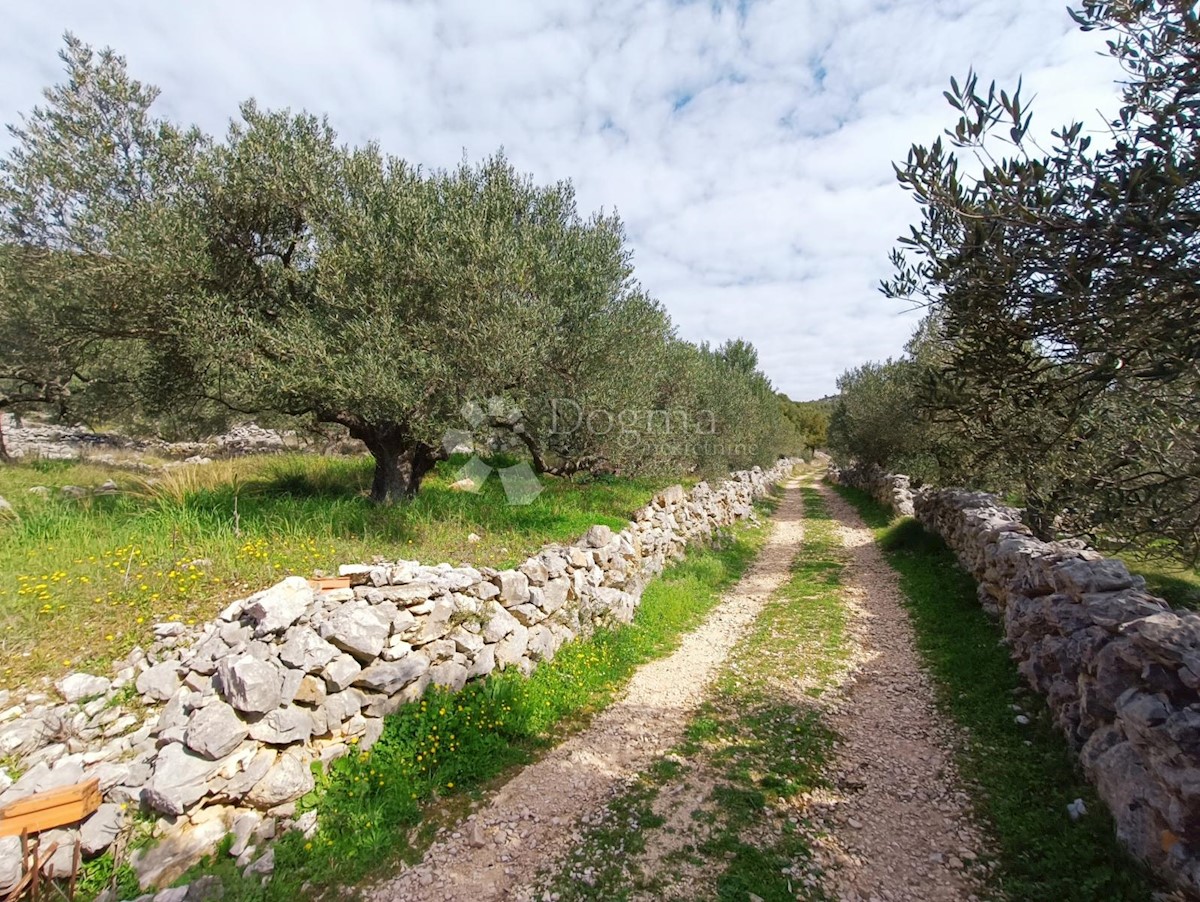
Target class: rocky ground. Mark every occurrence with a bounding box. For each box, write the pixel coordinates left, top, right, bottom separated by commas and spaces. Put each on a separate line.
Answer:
809, 483, 985, 901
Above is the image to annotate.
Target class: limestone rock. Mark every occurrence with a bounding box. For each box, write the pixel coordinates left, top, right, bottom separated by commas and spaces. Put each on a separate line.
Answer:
132, 816, 230, 889
356, 656, 431, 695
245, 750, 313, 809
495, 623, 530, 669
495, 571, 530, 607
583, 524, 614, 548
277, 628, 338, 673
143, 743, 223, 815
466, 644, 496, 680
244, 577, 313, 635
56, 672, 112, 703
0, 836, 20, 896
218, 656, 282, 715
80, 803, 124, 855
322, 654, 362, 692
293, 675, 326, 707
483, 605, 519, 643
185, 702, 248, 760
137, 663, 182, 702
412, 597, 455, 644
247, 706, 314, 746
0, 718, 50, 757
319, 602, 390, 661
428, 661, 468, 692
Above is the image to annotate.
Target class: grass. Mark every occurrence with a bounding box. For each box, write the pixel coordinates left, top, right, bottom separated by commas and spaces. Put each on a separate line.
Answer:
0, 453, 672, 690
538, 484, 847, 901
1118, 554, 1200, 612
832, 482, 1160, 902
159, 495, 777, 902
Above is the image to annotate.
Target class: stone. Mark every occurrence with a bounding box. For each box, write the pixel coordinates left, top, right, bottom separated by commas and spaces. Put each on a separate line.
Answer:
466, 644, 496, 680
218, 656, 282, 715
483, 605, 519, 643
184, 875, 224, 902
356, 656, 431, 695
449, 627, 485, 655
319, 602, 390, 661
80, 803, 124, 855
495, 623, 530, 669
277, 628, 338, 673
428, 661, 468, 692
412, 597, 455, 644
228, 811, 262, 858
60, 485, 88, 500
244, 577, 313, 635
373, 583, 435, 603
185, 702, 249, 760
337, 564, 374, 585
0, 836, 20, 896
322, 654, 362, 692
246, 750, 314, 809
132, 816, 230, 889
322, 689, 363, 726
540, 577, 570, 614
143, 743, 223, 816
293, 675, 327, 707
248, 706, 314, 746
495, 571, 530, 607
137, 663, 182, 702
153, 622, 186, 639
243, 848, 275, 880
382, 636, 414, 662
508, 603, 544, 626
2, 760, 84, 803
0, 718, 50, 757
583, 524, 614, 548
215, 748, 276, 800
56, 672, 112, 703
527, 625, 560, 661
520, 559, 548, 586
39, 829, 78, 878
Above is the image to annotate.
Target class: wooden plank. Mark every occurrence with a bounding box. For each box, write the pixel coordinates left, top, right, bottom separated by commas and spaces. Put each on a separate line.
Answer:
0, 779, 101, 837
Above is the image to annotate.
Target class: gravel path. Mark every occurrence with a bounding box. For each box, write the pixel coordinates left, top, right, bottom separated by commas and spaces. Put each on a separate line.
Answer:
811, 483, 986, 902
368, 477, 806, 902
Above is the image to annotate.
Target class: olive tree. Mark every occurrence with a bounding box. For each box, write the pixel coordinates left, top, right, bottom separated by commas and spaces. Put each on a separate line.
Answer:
0, 33, 207, 443
884, 0, 1200, 557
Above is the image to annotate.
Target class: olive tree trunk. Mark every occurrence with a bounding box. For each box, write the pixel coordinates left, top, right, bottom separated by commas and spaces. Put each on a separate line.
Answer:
351, 425, 442, 504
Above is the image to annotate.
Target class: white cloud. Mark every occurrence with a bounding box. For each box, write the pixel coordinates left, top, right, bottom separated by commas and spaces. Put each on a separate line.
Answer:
0, 0, 1126, 399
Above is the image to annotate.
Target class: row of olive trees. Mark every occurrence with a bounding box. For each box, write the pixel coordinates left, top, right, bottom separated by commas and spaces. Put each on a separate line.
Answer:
832, 0, 1200, 561
0, 36, 800, 501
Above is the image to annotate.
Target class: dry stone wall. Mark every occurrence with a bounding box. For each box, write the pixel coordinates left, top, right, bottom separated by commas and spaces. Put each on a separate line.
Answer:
830, 467, 1200, 895
0, 460, 795, 895
826, 463, 915, 517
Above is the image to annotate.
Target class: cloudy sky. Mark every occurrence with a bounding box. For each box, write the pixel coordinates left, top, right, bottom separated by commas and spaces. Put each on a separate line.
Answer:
0, 1, 1127, 400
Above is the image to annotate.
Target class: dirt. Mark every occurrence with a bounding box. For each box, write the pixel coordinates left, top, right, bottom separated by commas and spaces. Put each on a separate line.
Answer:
367, 476, 808, 902
808, 482, 987, 901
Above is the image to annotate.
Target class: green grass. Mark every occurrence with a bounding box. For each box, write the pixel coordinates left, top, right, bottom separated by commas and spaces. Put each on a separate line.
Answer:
0, 454, 671, 690
832, 482, 1160, 901
539, 485, 845, 901
169, 498, 776, 902
1119, 554, 1200, 612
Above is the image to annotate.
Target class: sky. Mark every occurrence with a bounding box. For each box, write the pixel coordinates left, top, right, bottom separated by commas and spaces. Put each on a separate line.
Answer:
0, 1, 1128, 400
